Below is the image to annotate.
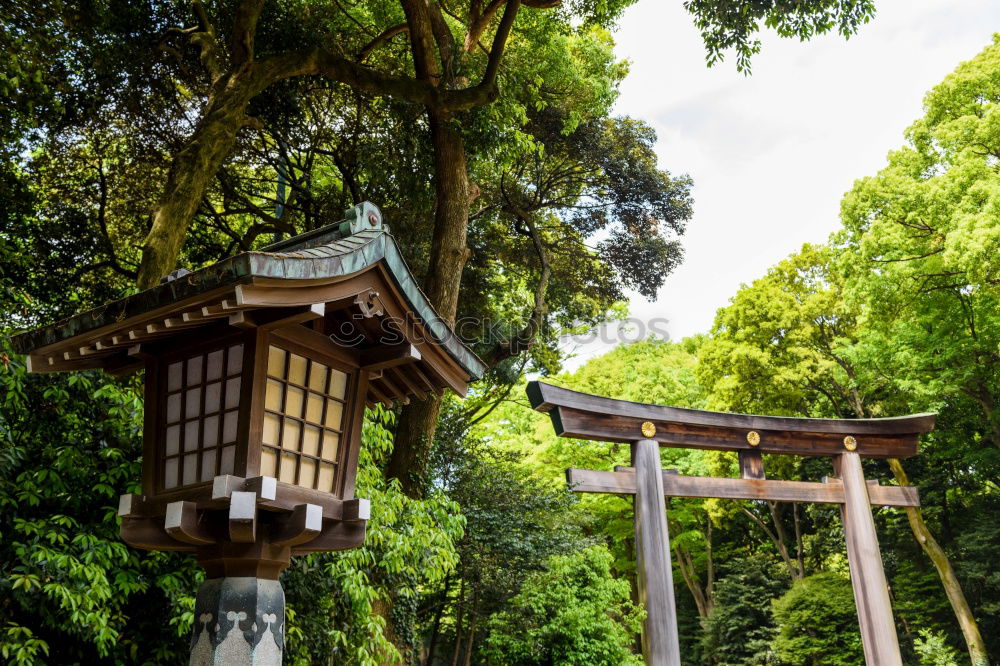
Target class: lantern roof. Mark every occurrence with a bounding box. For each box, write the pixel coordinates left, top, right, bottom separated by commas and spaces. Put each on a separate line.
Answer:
11, 202, 485, 402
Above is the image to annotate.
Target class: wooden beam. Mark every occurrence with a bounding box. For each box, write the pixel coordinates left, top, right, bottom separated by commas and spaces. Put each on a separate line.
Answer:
389, 366, 428, 401
551, 405, 922, 458
228, 490, 257, 543
372, 373, 409, 405
367, 380, 394, 408
227, 303, 325, 330
409, 363, 442, 396
26, 354, 107, 374
865, 482, 920, 507
568, 468, 644, 495
235, 282, 374, 309
529, 381, 934, 459
200, 300, 243, 318
341, 498, 371, 522
360, 343, 421, 372
739, 450, 765, 479
631, 439, 682, 665
126, 326, 175, 345
270, 324, 360, 367
164, 501, 215, 545
837, 452, 904, 665
567, 468, 920, 507
204, 474, 345, 520
211, 475, 246, 501
121, 517, 197, 552
244, 476, 278, 502
291, 520, 366, 554
102, 356, 144, 377
271, 503, 323, 547
181, 306, 229, 323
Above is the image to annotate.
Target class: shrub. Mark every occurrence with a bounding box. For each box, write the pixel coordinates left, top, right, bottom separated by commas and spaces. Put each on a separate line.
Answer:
771, 573, 864, 666
482, 545, 644, 665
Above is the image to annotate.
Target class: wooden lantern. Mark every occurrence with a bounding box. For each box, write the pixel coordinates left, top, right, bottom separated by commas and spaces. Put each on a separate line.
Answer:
11, 202, 485, 663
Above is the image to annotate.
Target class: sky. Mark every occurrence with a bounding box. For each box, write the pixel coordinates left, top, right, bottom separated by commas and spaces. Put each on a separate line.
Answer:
560, 0, 1000, 369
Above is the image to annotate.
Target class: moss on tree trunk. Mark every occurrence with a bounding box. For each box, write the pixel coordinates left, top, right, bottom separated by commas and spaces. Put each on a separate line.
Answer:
888, 458, 989, 665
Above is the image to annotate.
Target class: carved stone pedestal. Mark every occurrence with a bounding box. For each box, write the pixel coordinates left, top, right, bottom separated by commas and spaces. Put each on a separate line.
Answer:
190, 577, 285, 665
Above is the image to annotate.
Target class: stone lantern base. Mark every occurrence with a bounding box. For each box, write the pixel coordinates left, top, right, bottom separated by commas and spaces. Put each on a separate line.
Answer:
190, 577, 285, 665
118, 476, 371, 665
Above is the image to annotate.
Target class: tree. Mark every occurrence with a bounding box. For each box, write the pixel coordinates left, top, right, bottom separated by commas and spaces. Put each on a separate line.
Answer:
6, 0, 885, 501
700, 555, 789, 666
696, 244, 989, 663
473, 338, 725, 633
836, 36, 1000, 665
470, 111, 692, 368
387, 0, 878, 497
282, 407, 466, 665
481, 545, 644, 666
0, 348, 197, 663
838, 36, 1000, 451
419, 413, 585, 665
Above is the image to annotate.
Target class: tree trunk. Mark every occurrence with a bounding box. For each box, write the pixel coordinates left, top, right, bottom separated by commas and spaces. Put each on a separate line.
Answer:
450, 577, 467, 666
136, 73, 262, 288
768, 501, 804, 580
372, 597, 406, 665
385, 393, 444, 496
673, 542, 709, 619
426, 575, 450, 665
386, 109, 471, 497
462, 609, 478, 666
887, 458, 988, 665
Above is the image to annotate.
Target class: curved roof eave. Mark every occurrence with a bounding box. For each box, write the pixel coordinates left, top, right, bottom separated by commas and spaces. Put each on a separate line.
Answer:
11, 229, 486, 382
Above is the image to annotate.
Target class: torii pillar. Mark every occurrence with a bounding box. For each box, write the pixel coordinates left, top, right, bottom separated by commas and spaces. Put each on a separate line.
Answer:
632, 437, 682, 665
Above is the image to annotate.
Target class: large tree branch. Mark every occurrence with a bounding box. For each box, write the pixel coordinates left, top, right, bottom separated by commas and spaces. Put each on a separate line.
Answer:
741, 505, 798, 580
427, 1, 456, 82
399, 0, 442, 82
231, 0, 265, 66
253, 47, 498, 110
315, 147, 363, 203
190, 0, 224, 82
92, 159, 138, 279
357, 24, 410, 62
672, 540, 709, 618
481, 0, 520, 89
464, 0, 504, 53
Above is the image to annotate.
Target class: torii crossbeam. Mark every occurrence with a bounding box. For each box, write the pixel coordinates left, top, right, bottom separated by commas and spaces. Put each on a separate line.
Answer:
526, 381, 935, 666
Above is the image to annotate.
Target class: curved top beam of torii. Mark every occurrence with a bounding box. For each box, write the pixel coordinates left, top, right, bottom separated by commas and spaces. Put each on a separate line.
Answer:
526, 381, 935, 459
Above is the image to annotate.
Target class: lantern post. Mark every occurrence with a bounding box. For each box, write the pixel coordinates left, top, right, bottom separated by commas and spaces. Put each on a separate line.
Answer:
12, 202, 485, 664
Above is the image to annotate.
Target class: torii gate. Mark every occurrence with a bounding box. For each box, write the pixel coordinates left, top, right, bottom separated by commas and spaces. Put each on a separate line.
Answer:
526, 381, 935, 666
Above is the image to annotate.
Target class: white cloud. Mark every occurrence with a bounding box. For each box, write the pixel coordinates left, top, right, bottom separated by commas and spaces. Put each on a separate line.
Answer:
562, 0, 1000, 370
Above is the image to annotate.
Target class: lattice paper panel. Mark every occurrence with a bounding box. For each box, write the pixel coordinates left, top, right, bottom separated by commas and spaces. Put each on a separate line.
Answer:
162, 344, 243, 490
260, 346, 348, 492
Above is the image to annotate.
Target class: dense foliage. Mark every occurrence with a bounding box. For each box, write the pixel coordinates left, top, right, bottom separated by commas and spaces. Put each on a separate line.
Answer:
482, 546, 645, 666
6, 2, 1000, 665
771, 573, 864, 665
699, 556, 789, 665
0, 349, 196, 663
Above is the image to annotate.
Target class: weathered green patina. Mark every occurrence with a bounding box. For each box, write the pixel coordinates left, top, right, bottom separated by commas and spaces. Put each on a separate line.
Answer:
11, 202, 485, 385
